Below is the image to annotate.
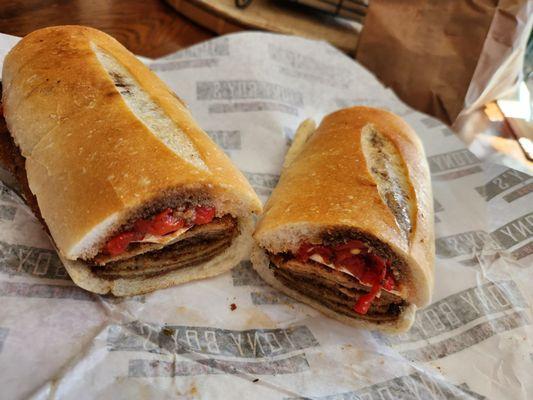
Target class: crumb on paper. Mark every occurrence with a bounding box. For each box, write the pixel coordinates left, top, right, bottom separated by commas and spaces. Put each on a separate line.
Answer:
230, 303, 237, 311
189, 385, 198, 396
162, 327, 174, 336
253, 378, 259, 383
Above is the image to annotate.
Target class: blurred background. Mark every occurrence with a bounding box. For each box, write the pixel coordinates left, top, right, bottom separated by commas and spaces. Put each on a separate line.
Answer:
0, 0, 531, 171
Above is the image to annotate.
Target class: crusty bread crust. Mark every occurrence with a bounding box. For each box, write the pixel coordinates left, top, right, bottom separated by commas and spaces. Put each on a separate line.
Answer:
1, 26, 261, 260
253, 107, 434, 309
251, 246, 416, 333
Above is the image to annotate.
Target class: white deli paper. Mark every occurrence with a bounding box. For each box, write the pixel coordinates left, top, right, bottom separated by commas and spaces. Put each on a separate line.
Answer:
0, 32, 531, 400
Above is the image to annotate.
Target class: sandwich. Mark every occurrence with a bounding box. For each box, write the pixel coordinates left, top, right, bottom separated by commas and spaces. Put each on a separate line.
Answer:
252, 107, 434, 332
0, 26, 262, 296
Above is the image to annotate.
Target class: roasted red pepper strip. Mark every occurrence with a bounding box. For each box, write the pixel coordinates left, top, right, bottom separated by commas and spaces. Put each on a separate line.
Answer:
296, 243, 314, 262
297, 243, 333, 263
133, 218, 152, 234
354, 282, 381, 314
382, 275, 395, 291
194, 206, 216, 225
148, 208, 185, 236
313, 246, 334, 263
105, 231, 139, 256
335, 249, 355, 263
338, 255, 366, 278
104, 205, 214, 256
295, 240, 397, 315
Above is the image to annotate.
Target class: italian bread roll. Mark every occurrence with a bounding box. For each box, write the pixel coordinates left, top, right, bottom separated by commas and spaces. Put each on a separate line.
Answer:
252, 107, 434, 332
1, 26, 261, 296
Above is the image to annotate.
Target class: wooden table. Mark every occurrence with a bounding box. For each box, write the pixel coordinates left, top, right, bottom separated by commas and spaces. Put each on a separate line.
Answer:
0, 0, 215, 58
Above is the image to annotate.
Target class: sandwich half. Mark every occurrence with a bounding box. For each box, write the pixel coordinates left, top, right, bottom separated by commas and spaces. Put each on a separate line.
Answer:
0, 26, 262, 296
252, 107, 434, 332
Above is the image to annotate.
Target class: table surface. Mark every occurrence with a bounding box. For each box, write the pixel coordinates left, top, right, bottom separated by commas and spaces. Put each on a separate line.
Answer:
0, 0, 215, 58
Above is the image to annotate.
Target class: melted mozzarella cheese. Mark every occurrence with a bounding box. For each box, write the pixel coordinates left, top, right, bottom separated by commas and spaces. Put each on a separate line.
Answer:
133, 226, 191, 245
309, 254, 363, 281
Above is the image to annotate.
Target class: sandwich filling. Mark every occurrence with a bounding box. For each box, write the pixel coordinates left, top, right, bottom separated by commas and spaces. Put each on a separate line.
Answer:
97, 205, 217, 259
88, 205, 239, 280
91, 215, 238, 279
267, 235, 407, 321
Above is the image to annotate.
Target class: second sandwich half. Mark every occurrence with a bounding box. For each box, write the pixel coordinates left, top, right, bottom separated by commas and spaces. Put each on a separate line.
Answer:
1, 26, 262, 296
252, 107, 434, 332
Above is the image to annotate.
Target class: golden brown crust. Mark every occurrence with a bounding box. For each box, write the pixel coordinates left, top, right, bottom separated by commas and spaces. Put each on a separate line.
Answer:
1, 26, 261, 260
253, 107, 434, 308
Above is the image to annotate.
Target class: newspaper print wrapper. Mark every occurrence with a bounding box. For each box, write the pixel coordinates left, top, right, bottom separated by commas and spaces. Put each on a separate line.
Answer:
0, 32, 531, 400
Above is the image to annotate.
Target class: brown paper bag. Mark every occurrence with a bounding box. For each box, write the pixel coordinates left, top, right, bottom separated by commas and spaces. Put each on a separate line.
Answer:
356, 0, 532, 126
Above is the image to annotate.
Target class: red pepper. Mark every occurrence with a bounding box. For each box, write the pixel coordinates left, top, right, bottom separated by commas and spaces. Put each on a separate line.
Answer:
382, 275, 396, 291
296, 243, 314, 262
332, 240, 369, 277
148, 208, 185, 235
359, 256, 385, 285
133, 218, 152, 234
335, 249, 355, 263
194, 206, 216, 225
338, 255, 366, 277
105, 231, 138, 256
104, 206, 199, 256
354, 282, 381, 314
368, 253, 387, 270
133, 208, 186, 236
295, 240, 396, 315
296, 243, 333, 263
313, 246, 334, 263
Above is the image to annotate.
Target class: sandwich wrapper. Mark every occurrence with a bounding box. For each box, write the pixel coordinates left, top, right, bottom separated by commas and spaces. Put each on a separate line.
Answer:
0, 32, 531, 400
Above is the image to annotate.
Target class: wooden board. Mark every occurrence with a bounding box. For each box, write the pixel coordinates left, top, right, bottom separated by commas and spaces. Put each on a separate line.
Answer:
0, 0, 213, 58
165, 0, 362, 55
